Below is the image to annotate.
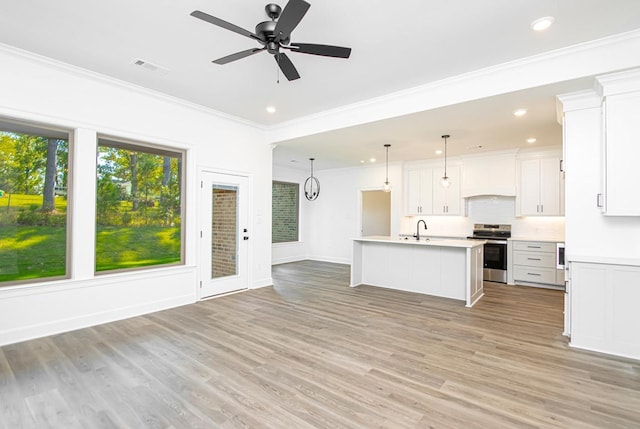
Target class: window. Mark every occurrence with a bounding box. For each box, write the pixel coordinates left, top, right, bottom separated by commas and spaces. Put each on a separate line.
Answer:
96, 137, 183, 272
0, 120, 70, 285
272, 181, 299, 243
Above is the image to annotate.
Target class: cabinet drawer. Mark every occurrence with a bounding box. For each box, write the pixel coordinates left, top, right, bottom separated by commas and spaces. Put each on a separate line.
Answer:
513, 251, 556, 268
513, 266, 557, 284
512, 241, 556, 253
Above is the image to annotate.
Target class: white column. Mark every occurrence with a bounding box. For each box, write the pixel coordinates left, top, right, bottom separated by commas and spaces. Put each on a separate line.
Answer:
69, 128, 97, 280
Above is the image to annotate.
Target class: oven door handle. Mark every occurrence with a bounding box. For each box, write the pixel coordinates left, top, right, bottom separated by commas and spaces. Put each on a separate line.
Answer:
483, 240, 508, 245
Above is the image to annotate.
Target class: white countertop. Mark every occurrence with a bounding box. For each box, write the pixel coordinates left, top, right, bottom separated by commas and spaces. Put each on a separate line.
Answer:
354, 236, 485, 248
567, 254, 640, 267
509, 236, 565, 243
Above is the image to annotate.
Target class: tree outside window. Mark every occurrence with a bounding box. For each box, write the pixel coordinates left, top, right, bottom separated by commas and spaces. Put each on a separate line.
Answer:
95, 138, 183, 272
0, 127, 69, 285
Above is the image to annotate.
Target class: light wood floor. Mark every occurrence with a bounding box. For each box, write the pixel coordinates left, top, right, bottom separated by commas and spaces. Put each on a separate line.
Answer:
2, 260, 640, 428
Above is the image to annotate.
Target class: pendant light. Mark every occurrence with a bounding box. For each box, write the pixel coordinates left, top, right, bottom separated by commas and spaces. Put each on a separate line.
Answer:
304, 158, 320, 201
383, 144, 391, 192
441, 134, 451, 188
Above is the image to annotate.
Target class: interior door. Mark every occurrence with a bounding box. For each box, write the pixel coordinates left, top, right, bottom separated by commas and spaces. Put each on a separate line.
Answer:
361, 190, 391, 236
200, 171, 249, 298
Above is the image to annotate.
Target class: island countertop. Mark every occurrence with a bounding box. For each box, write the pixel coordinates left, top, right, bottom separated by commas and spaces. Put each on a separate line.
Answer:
354, 235, 485, 248
351, 236, 485, 307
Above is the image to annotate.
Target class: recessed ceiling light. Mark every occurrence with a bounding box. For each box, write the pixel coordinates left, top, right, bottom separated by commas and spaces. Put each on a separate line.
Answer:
369, 158, 376, 163
360, 160, 365, 164
526, 137, 537, 144
435, 149, 443, 155
513, 108, 528, 117
531, 16, 555, 32
266, 106, 276, 114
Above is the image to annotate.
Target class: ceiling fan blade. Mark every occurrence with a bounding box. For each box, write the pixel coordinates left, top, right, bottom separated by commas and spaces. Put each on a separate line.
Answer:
191, 10, 260, 41
274, 53, 300, 81
213, 47, 266, 65
288, 43, 352, 58
273, 0, 310, 43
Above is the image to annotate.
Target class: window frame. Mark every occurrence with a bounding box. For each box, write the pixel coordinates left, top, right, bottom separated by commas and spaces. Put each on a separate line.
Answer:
95, 135, 186, 275
272, 180, 300, 244
0, 117, 72, 287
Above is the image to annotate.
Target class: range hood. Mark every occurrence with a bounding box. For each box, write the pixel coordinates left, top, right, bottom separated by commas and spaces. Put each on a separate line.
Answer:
462, 186, 516, 198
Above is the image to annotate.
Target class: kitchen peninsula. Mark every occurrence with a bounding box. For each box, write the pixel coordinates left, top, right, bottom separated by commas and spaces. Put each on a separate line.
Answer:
351, 236, 485, 307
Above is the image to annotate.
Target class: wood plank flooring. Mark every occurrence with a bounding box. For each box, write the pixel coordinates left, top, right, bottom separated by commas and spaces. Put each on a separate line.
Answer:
1, 260, 640, 428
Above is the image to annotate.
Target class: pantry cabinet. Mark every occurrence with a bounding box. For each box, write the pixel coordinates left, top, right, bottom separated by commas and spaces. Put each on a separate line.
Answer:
516, 156, 563, 216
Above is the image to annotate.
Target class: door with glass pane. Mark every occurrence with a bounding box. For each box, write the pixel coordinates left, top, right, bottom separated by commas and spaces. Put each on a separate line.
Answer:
200, 171, 249, 298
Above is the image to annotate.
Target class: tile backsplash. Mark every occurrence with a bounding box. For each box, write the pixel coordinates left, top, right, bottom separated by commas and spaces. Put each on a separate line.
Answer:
400, 196, 565, 240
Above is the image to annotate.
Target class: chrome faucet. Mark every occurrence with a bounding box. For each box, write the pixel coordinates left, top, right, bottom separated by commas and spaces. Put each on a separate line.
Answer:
415, 220, 428, 240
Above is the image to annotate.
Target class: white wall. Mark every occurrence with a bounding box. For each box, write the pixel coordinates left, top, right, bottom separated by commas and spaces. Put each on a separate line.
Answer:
0, 46, 272, 345
308, 163, 403, 264
272, 165, 311, 264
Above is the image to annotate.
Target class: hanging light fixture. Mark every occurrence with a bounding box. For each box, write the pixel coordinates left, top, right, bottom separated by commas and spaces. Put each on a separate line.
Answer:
441, 134, 451, 188
304, 158, 320, 201
383, 144, 391, 192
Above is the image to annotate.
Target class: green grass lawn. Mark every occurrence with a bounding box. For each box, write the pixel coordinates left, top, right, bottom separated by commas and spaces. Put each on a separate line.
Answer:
0, 194, 181, 283
0, 193, 67, 211
0, 226, 67, 281
95, 226, 181, 271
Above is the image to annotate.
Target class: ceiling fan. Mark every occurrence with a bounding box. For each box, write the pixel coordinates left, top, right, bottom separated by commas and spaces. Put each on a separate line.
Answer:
190, 0, 352, 81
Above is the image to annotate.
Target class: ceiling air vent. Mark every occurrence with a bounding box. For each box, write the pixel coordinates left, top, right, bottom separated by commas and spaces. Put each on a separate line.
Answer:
131, 59, 169, 74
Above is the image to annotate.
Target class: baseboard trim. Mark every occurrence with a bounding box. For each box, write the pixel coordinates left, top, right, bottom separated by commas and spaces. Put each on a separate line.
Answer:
0, 294, 194, 346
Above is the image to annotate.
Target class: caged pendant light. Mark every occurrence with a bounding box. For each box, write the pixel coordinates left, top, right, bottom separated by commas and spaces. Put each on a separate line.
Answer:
304, 158, 320, 201
382, 144, 391, 192
441, 134, 451, 188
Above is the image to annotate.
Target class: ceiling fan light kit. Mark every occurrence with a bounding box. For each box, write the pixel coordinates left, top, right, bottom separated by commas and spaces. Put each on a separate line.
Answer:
191, 0, 352, 81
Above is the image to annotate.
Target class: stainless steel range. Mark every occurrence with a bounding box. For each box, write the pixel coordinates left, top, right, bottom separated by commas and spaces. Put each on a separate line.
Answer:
468, 224, 511, 283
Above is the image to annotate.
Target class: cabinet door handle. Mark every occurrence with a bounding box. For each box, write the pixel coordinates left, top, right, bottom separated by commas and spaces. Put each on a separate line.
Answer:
527, 258, 541, 261
527, 273, 541, 276
527, 246, 541, 249
596, 193, 603, 208
540, 204, 544, 213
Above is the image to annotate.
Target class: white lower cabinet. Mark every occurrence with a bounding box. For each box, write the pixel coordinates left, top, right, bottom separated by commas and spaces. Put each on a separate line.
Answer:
569, 261, 640, 360
510, 240, 564, 288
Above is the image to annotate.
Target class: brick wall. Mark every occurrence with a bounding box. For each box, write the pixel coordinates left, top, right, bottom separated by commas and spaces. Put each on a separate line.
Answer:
211, 188, 237, 278
272, 181, 299, 243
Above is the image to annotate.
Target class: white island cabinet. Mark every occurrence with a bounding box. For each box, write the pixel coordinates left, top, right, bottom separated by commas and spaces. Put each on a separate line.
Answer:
351, 237, 485, 307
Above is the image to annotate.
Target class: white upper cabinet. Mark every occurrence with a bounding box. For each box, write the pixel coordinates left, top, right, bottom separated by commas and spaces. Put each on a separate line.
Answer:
406, 168, 433, 215
432, 165, 461, 215
405, 165, 461, 216
602, 88, 640, 215
516, 154, 564, 216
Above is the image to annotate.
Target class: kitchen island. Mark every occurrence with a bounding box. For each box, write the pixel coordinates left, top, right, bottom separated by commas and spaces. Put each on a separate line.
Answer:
351, 236, 485, 307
